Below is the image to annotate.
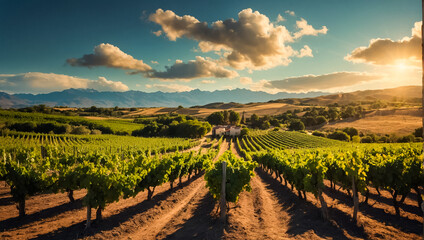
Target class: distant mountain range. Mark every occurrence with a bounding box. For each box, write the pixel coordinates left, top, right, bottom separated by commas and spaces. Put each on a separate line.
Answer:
0, 88, 328, 108
0, 86, 421, 108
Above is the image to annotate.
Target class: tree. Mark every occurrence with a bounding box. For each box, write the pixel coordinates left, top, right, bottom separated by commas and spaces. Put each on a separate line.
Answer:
223, 110, 229, 124
302, 116, 317, 127
260, 120, 271, 130
288, 119, 305, 131
250, 114, 260, 127
229, 111, 240, 125
327, 131, 350, 141
315, 116, 328, 125
328, 107, 340, 121
206, 112, 225, 125
414, 127, 423, 138
342, 127, 359, 139
241, 111, 245, 124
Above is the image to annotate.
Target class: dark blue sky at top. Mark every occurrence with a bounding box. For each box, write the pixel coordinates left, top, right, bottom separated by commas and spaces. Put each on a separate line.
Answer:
0, 0, 421, 93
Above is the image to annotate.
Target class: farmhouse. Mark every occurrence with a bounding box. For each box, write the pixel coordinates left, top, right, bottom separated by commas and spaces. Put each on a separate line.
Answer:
212, 125, 241, 137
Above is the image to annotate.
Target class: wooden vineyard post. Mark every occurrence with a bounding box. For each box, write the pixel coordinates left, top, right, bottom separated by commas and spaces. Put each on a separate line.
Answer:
220, 161, 227, 222
85, 205, 91, 230
352, 175, 359, 224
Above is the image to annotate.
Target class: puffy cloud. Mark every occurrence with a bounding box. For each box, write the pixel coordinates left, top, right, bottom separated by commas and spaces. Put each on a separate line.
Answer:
145, 83, 194, 92
201, 80, 216, 84
149, 8, 326, 70
276, 14, 285, 23
153, 30, 162, 36
296, 45, 313, 58
66, 43, 152, 72
345, 21, 422, 67
0, 72, 129, 93
146, 56, 238, 80
293, 18, 328, 39
285, 10, 295, 16
264, 72, 383, 92
239, 77, 253, 85
151, 60, 159, 64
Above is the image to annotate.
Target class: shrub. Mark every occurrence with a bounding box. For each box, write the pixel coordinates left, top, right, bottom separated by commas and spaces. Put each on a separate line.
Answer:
360, 136, 373, 143
71, 126, 91, 135
327, 131, 350, 141
352, 135, 361, 143
91, 129, 102, 135
315, 116, 328, 125
312, 131, 326, 137
288, 119, 305, 131
342, 127, 359, 138
240, 127, 249, 136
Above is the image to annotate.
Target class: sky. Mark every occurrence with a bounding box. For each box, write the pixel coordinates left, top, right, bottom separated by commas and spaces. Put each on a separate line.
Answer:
0, 0, 421, 94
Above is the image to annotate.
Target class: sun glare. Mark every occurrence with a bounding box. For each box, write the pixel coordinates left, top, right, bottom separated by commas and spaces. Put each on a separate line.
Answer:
395, 62, 407, 70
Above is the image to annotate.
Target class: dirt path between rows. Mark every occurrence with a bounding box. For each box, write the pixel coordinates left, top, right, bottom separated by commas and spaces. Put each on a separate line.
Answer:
226, 139, 290, 239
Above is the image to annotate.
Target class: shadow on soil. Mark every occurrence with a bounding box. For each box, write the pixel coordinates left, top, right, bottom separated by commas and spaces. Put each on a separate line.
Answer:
30, 173, 204, 240
164, 192, 224, 240
325, 185, 422, 235
0, 198, 83, 232
256, 168, 367, 240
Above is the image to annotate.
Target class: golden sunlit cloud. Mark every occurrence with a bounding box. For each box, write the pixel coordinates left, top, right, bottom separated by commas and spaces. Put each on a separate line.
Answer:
145, 56, 239, 80
149, 8, 326, 70
345, 21, 422, 68
67, 43, 152, 72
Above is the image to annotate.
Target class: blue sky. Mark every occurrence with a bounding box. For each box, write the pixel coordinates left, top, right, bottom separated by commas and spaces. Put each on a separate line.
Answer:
0, 0, 421, 94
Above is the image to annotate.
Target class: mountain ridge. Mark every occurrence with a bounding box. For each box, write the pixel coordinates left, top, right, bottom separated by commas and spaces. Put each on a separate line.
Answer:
0, 86, 420, 108
0, 88, 328, 108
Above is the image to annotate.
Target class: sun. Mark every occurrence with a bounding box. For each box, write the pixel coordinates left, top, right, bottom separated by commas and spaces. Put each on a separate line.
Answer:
395, 62, 407, 70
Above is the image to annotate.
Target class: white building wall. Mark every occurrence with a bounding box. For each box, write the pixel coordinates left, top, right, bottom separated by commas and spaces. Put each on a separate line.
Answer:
229, 127, 241, 136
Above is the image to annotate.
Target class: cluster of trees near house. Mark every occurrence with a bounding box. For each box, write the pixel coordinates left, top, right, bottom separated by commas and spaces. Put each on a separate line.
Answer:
132, 115, 211, 138
206, 110, 241, 125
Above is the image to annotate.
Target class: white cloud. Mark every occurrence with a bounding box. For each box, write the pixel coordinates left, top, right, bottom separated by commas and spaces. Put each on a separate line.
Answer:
293, 18, 328, 39
0, 72, 129, 93
264, 71, 383, 92
239, 77, 253, 85
296, 45, 313, 58
276, 14, 285, 23
201, 80, 216, 84
146, 56, 238, 80
345, 21, 422, 67
151, 60, 159, 64
67, 43, 152, 72
149, 8, 326, 70
145, 83, 194, 92
285, 10, 295, 16
153, 30, 162, 36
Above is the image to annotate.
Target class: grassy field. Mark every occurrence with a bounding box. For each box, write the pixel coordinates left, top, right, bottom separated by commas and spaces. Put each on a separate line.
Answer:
316, 107, 421, 135
0, 110, 142, 134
